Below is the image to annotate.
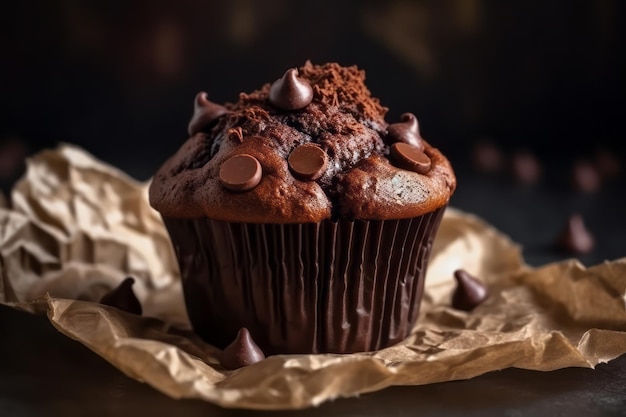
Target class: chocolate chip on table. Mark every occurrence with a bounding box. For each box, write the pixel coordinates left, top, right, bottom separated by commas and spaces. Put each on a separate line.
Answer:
100, 277, 142, 315
288, 144, 328, 180
511, 150, 541, 185
594, 149, 622, 180
571, 160, 601, 193
220, 328, 265, 370
0, 138, 28, 181
386, 113, 423, 149
555, 214, 595, 255
471, 140, 504, 174
188, 92, 228, 136
268, 68, 314, 111
451, 269, 489, 311
219, 154, 262, 192
390, 142, 431, 174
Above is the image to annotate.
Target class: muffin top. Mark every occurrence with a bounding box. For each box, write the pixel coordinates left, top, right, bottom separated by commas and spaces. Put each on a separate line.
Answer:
149, 62, 456, 223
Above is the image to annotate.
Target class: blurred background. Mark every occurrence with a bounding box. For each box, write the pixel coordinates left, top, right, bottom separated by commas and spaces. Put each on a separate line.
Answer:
1, 0, 625, 262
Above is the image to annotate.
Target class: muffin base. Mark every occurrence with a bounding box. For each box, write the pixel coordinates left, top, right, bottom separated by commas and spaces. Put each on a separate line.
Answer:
164, 206, 446, 355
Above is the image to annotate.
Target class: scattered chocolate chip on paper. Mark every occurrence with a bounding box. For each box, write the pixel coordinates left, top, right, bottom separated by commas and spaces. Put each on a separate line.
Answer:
1, 145, 625, 410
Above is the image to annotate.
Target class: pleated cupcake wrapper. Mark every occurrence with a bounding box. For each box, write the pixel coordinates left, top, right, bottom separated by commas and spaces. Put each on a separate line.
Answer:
164, 206, 446, 355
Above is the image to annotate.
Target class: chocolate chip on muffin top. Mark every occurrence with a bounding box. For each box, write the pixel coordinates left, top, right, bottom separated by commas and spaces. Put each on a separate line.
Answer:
149, 62, 455, 223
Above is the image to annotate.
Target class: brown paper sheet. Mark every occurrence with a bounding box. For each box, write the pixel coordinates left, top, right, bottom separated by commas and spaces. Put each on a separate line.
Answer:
1, 144, 625, 410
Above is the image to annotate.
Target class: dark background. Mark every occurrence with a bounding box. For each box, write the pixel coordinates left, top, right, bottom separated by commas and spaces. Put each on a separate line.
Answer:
2, 3, 626, 416
3, 1, 625, 172
1, 0, 625, 261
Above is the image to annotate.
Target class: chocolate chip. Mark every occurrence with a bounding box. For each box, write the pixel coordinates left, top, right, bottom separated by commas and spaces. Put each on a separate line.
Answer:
594, 149, 622, 179
451, 269, 489, 311
555, 214, 595, 255
471, 140, 504, 174
511, 150, 541, 185
571, 160, 601, 193
268, 68, 313, 111
219, 154, 262, 192
220, 328, 265, 370
288, 144, 328, 180
100, 277, 142, 315
390, 142, 431, 174
188, 92, 228, 136
0, 138, 27, 181
386, 113, 423, 149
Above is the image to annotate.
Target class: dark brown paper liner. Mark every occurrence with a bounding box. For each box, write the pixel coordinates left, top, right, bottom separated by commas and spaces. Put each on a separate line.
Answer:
164, 206, 446, 355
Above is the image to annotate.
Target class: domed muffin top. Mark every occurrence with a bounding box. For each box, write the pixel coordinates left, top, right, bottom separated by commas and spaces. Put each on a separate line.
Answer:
149, 62, 455, 223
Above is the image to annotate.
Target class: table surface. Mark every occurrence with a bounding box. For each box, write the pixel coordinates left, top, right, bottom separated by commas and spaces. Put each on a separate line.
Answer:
1, 162, 626, 417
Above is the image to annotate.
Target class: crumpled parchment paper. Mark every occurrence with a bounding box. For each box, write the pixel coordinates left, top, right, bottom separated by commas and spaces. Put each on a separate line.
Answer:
1, 144, 625, 410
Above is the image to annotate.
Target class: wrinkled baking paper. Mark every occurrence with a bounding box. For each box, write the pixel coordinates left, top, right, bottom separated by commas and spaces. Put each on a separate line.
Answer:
1, 144, 625, 410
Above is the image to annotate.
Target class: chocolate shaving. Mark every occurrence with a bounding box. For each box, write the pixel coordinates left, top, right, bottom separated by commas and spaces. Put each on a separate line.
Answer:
227, 127, 244, 143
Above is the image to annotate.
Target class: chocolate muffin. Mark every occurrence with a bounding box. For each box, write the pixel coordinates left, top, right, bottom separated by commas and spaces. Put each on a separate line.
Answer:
150, 62, 455, 355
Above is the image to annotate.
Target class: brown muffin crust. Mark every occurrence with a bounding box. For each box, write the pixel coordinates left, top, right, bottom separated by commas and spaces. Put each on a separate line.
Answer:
149, 62, 456, 223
